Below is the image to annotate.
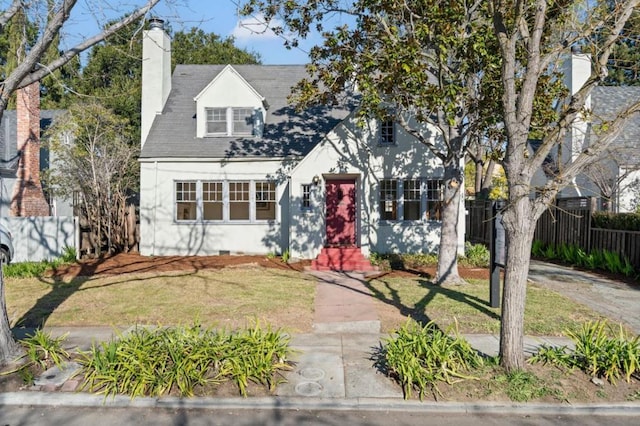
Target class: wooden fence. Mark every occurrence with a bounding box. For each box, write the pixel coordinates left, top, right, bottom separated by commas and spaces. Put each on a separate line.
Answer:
465, 197, 640, 270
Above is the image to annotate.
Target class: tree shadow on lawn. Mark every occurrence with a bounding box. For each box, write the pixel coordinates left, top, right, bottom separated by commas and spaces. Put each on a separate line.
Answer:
11, 260, 202, 331
361, 273, 500, 329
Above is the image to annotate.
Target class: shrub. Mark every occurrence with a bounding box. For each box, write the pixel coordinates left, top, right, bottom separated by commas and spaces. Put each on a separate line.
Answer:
383, 320, 483, 399
79, 322, 293, 398
592, 212, 640, 231
530, 320, 640, 384
461, 242, 490, 267
3, 249, 78, 278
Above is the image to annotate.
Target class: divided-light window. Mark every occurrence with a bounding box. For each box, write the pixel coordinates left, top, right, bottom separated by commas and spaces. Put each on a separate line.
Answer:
206, 107, 255, 136
380, 119, 395, 145
175, 180, 276, 223
379, 178, 443, 221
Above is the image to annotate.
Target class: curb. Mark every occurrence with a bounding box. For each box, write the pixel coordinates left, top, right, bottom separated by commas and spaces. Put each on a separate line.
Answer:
1, 392, 639, 416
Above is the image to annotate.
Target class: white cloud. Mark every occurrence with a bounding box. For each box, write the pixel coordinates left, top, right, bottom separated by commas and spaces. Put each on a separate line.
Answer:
232, 14, 283, 40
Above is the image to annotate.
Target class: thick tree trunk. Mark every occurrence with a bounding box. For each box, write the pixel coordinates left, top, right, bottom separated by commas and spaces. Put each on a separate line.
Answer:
499, 195, 537, 371
436, 159, 464, 285
0, 270, 22, 365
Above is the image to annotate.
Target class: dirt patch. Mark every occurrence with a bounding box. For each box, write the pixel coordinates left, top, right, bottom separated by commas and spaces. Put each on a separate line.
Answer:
47, 253, 311, 279
47, 252, 489, 280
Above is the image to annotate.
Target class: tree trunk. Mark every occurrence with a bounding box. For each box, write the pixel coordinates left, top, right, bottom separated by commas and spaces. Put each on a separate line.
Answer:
0, 270, 22, 365
436, 158, 464, 285
499, 195, 536, 371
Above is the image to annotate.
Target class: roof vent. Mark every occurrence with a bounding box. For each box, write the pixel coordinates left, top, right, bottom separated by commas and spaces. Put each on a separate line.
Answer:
149, 18, 165, 31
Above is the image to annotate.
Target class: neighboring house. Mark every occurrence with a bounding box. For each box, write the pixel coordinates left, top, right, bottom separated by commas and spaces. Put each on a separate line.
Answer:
139, 20, 464, 268
533, 53, 640, 212
0, 83, 73, 218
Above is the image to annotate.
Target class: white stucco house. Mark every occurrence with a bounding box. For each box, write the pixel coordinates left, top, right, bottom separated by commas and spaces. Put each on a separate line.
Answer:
138, 19, 463, 270
533, 53, 640, 212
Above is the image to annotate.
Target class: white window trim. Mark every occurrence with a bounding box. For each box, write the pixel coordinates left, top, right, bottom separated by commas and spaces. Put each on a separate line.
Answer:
204, 107, 255, 137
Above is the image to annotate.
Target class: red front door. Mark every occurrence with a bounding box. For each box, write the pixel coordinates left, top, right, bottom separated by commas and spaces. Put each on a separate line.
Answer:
325, 179, 356, 246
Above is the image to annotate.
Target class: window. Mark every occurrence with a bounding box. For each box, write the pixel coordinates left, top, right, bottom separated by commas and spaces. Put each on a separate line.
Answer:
255, 181, 276, 220
379, 179, 398, 220
205, 107, 255, 136
380, 119, 395, 144
403, 179, 421, 220
206, 108, 226, 135
425, 180, 443, 221
176, 182, 197, 221
379, 178, 443, 221
175, 180, 277, 223
229, 181, 250, 220
233, 108, 254, 135
301, 184, 311, 209
202, 181, 223, 220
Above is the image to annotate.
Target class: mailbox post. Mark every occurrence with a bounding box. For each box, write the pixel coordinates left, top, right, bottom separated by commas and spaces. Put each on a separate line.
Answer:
489, 201, 506, 308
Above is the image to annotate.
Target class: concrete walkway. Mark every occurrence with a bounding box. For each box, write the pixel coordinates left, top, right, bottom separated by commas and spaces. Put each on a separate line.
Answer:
528, 260, 640, 334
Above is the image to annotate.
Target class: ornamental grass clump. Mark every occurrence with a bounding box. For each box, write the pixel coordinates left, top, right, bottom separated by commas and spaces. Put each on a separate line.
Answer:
78, 322, 293, 398
383, 320, 483, 400
530, 320, 640, 384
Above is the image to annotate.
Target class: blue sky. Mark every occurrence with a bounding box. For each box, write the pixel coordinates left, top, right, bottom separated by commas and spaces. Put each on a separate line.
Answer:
64, 0, 334, 65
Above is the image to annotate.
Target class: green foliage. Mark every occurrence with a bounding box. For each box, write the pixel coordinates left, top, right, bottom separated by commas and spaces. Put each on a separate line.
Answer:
383, 320, 483, 400
3, 251, 77, 278
21, 329, 70, 370
172, 28, 260, 68
531, 240, 545, 258
530, 320, 640, 385
369, 252, 439, 271
3, 261, 52, 278
60, 246, 77, 263
461, 242, 490, 267
494, 370, 551, 402
79, 322, 293, 398
530, 242, 636, 278
281, 249, 290, 263
592, 212, 640, 231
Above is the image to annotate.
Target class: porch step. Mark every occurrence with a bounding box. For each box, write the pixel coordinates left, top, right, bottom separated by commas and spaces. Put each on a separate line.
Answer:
311, 247, 377, 272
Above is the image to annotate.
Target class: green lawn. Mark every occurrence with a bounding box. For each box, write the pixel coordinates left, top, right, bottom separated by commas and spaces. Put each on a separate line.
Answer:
5, 267, 316, 332
5, 265, 610, 336
367, 276, 607, 335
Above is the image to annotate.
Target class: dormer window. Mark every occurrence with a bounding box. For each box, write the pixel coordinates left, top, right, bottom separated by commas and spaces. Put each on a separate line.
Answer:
206, 107, 254, 137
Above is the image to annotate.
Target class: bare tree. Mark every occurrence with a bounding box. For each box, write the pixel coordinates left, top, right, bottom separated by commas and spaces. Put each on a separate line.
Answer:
45, 101, 139, 256
0, 0, 163, 365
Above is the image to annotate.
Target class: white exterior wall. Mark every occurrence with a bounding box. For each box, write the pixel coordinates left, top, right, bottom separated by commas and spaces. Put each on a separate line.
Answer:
618, 168, 640, 212
139, 159, 289, 256
288, 115, 457, 260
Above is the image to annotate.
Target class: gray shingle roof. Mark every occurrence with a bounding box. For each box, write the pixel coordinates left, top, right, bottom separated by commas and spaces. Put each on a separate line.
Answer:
590, 86, 640, 166
140, 65, 353, 159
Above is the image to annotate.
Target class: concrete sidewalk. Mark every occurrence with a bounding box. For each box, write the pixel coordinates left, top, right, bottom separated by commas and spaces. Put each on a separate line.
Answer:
2, 261, 639, 415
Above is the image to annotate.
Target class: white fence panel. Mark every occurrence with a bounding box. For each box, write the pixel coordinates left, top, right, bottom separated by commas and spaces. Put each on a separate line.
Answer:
0, 216, 78, 263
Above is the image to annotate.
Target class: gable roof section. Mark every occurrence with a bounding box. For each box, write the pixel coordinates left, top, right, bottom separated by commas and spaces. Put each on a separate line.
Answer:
589, 86, 640, 166
193, 64, 265, 104
140, 64, 353, 159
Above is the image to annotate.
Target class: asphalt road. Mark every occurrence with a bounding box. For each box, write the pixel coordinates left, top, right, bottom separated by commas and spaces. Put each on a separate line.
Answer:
0, 407, 638, 426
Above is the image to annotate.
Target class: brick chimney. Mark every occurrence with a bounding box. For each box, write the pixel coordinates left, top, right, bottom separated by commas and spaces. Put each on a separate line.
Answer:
10, 81, 51, 216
